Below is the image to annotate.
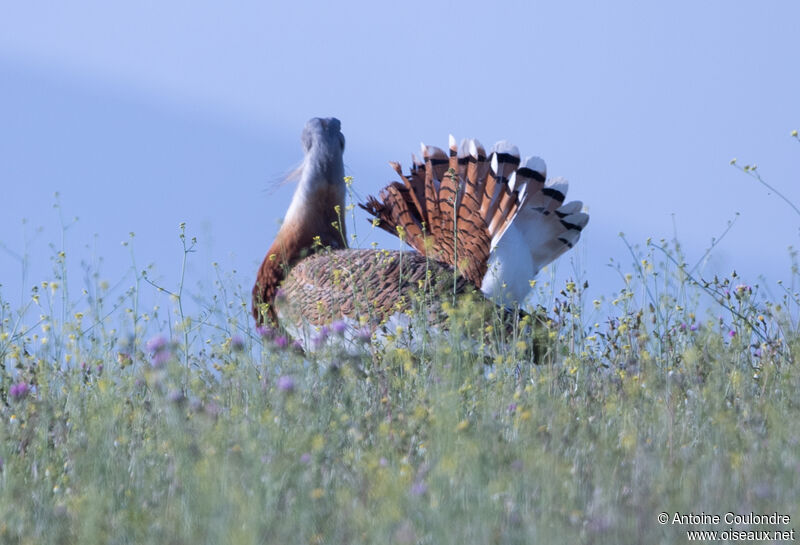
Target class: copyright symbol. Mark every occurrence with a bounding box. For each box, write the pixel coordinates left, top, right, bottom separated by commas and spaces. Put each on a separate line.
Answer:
658, 512, 669, 524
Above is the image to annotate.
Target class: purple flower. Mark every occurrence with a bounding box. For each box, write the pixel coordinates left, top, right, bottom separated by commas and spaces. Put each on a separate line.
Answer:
151, 349, 171, 369
167, 389, 185, 404
96, 363, 104, 375
679, 323, 687, 331
332, 320, 347, 336
231, 334, 245, 351
146, 335, 171, 368
410, 481, 428, 496
204, 401, 221, 417
690, 323, 699, 331
274, 336, 288, 349
146, 335, 168, 353
256, 325, 274, 339
728, 330, 737, 338
277, 375, 295, 393
9, 382, 29, 401
507, 403, 517, 412
300, 452, 312, 464
379, 457, 388, 467
735, 284, 752, 299
312, 334, 326, 349
356, 327, 372, 343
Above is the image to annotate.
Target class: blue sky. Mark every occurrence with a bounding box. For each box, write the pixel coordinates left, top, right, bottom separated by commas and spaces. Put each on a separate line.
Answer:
1, 1, 798, 316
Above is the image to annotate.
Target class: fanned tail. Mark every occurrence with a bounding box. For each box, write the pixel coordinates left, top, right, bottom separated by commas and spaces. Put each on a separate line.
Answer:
361, 135, 589, 305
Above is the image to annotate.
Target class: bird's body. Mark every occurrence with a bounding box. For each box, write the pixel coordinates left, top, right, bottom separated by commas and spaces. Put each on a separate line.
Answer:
252, 118, 588, 351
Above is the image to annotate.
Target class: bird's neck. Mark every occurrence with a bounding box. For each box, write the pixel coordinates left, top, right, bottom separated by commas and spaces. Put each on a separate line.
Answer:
275, 164, 348, 260
253, 163, 347, 324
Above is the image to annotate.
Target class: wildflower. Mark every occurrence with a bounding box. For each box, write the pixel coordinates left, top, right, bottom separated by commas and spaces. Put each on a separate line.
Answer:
410, 481, 428, 496
204, 401, 221, 417
331, 320, 347, 336
277, 375, 295, 393
690, 323, 699, 331
379, 457, 388, 467
146, 335, 171, 368
117, 352, 132, 368
151, 349, 171, 369
728, 330, 737, 338
230, 334, 245, 351
256, 325, 274, 339
9, 382, 29, 401
679, 323, 687, 331
310, 488, 324, 500
311, 334, 326, 349
300, 452, 312, 464
96, 363, 104, 375
793, 129, 798, 137
274, 336, 289, 349
356, 326, 372, 343
146, 335, 168, 353
167, 389, 185, 405
507, 403, 517, 413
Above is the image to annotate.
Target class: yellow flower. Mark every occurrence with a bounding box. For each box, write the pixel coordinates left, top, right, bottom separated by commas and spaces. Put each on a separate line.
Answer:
456, 419, 469, 432
310, 488, 325, 500
620, 432, 636, 451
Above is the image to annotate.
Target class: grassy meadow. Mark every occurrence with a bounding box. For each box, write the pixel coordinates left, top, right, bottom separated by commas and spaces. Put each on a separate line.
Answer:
2, 205, 800, 544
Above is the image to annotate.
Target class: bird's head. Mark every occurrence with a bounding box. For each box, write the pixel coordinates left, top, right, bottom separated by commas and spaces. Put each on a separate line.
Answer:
300, 117, 345, 186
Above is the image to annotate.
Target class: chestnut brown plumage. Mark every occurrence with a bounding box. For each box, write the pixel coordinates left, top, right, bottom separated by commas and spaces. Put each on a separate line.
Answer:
252, 118, 589, 352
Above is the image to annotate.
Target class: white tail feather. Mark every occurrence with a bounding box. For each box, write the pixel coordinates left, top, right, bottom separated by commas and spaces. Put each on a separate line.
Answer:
482, 174, 589, 306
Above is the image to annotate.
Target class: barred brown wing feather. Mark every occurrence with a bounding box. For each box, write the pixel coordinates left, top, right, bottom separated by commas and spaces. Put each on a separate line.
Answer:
276, 248, 472, 328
